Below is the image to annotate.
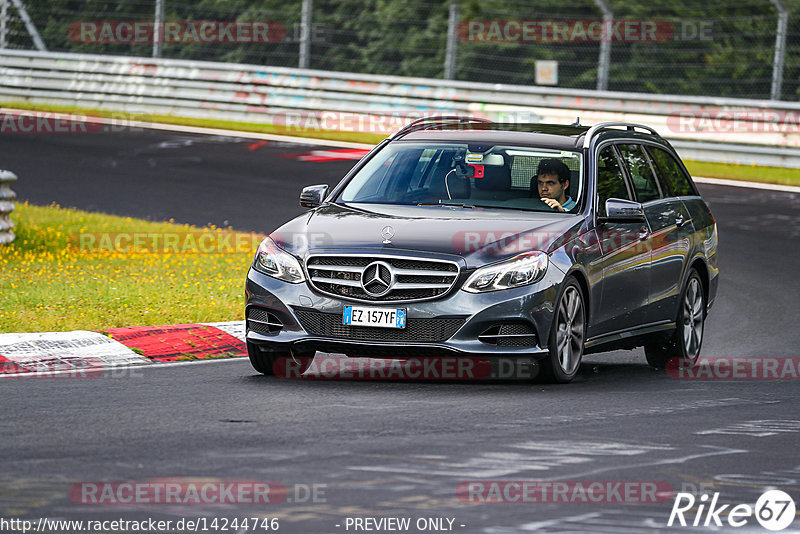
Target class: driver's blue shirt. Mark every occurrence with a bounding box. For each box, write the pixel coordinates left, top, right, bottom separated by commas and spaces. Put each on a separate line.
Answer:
561, 196, 576, 211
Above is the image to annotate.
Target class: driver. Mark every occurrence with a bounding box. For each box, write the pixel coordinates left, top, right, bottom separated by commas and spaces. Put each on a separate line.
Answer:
535, 159, 576, 212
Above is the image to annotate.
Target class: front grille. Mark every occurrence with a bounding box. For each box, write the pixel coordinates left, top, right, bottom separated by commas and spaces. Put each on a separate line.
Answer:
306, 255, 460, 302
294, 309, 466, 343
499, 323, 537, 336
479, 322, 539, 347
247, 307, 284, 335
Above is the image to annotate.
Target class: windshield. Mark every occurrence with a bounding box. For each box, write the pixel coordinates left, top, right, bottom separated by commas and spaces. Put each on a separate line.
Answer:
338, 142, 583, 213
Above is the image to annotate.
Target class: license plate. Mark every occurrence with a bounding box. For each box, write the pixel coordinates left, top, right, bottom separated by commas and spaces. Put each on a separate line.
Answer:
343, 306, 406, 329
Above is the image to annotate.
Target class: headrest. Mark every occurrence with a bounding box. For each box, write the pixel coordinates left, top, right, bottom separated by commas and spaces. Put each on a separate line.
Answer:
474, 156, 510, 191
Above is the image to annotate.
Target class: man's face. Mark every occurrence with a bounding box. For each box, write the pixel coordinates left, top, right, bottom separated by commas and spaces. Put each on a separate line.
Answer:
538, 173, 568, 203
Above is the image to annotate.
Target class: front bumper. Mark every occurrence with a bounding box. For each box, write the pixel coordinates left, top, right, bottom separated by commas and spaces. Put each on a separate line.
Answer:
245, 265, 564, 359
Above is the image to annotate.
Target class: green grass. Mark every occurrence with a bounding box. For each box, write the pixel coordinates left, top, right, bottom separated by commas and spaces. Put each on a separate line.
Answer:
0, 202, 261, 333
684, 160, 800, 186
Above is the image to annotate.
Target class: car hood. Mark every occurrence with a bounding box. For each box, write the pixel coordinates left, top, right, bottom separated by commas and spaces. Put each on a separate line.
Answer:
270, 203, 582, 268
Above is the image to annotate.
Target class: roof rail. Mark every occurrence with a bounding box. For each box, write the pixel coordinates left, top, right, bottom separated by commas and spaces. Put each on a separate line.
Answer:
582, 122, 661, 149
391, 116, 493, 140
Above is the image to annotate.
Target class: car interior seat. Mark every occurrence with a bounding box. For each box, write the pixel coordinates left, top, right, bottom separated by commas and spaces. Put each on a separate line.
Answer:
472, 156, 513, 201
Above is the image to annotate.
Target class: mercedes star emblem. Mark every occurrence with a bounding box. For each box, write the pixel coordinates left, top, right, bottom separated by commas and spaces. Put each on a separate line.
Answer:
381, 225, 395, 244
361, 261, 394, 297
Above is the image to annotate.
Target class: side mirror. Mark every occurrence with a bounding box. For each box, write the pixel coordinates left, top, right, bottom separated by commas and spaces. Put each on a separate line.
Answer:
299, 184, 329, 208
600, 198, 645, 223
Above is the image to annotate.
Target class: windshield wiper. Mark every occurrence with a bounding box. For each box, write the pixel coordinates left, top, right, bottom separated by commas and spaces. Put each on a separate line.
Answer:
416, 201, 476, 209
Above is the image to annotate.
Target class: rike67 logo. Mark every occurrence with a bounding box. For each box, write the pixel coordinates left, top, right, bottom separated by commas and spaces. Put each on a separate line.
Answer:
668, 490, 796, 531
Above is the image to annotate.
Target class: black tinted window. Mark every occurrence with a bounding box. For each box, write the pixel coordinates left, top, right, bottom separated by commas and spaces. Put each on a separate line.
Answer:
647, 146, 696, 196
597, 146, 629, 217
617, 144, 661, 203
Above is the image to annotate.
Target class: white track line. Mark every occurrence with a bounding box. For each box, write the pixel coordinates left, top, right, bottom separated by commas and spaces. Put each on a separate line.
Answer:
135, 120, 374, 149
0, 107, 373, 149
0, 354, 247, 379
693, 176, 800, 193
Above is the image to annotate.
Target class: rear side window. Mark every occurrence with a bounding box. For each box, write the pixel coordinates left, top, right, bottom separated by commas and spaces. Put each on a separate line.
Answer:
616, 144, 661, 203
596, 146, 630, 217
647, 146, 696, 196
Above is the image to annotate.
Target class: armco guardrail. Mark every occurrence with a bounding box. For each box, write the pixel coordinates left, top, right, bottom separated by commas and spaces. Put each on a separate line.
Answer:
0, 170, 17, 245
1, 49, 800, 168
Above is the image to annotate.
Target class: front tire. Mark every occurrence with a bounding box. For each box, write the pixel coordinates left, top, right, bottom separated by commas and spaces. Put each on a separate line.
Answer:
541, 278, 586, 383
248, 342, 316, 376
645, 270, 705, 369
247, 341, 280, 375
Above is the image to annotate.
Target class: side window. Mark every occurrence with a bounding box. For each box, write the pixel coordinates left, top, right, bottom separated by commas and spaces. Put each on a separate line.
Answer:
616, 144, 661, 203
597, 146, 630, 217
647, 146, 696, 196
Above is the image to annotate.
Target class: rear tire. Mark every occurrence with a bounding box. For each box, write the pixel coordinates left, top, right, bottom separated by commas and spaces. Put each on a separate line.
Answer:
645, 270, 705, 370
540, 278, 586, 384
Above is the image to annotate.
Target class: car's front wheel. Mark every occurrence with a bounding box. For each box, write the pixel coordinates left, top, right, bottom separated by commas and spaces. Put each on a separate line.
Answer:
645, 269, 705, 369
247, 342, 315, 376
541, 278, 586, 383
247, 341, 280, 375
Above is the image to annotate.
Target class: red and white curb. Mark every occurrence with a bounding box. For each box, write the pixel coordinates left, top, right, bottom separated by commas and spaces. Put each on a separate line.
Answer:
0, 321, 246, 377
280, 148, 370, 162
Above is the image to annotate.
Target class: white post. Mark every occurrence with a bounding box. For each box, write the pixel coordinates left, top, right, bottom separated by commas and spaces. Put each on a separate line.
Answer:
444, 0, 458, 79
299, 0, 312, 69
0, 0, 8, 49
592, 0, 612, 92
153, 0, 165, 58
9, 0, 46, 51
770, 0, 788, 100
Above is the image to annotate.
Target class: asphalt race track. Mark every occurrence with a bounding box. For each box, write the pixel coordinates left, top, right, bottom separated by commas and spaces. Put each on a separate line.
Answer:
2, 128, 799, 533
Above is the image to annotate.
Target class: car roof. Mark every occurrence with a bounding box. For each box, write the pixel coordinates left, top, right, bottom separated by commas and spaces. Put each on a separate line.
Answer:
395, 122, 668, 152
400, 129, 584, 151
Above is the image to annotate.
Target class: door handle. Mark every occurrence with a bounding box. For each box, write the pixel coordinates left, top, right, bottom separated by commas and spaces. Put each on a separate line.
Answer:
638, 230, 649, 241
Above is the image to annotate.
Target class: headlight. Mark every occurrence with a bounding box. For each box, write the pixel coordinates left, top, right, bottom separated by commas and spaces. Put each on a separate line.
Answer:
463, 251, 548, 293
253, 238, 305, 283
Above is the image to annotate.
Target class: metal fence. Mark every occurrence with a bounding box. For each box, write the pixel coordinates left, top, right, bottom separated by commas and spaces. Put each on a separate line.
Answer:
2, 49, 800, 168
3, 0, 800, 101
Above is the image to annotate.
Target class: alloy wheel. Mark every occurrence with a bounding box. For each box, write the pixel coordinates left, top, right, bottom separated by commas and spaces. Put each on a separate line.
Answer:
682, 277, 704, 360
556, 286, 585, 374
